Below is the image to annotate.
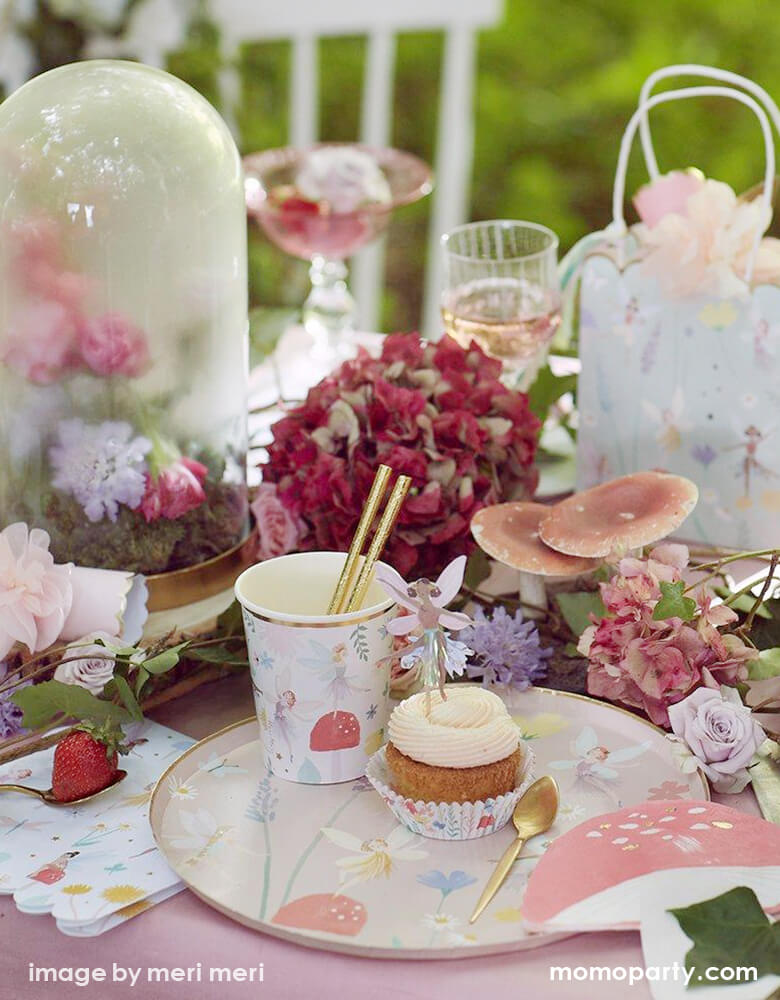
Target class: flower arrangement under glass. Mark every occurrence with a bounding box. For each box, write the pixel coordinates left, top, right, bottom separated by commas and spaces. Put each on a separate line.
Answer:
0, 61, 249, 576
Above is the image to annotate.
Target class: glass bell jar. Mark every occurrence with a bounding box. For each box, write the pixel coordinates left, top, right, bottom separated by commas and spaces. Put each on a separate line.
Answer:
0, 61, 249, 582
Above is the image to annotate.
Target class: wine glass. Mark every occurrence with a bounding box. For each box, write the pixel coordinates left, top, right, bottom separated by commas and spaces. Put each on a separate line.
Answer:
441, 220, 561, 384
244, 144, 432, 363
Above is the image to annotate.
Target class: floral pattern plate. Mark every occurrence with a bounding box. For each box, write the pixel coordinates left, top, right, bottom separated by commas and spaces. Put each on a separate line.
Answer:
149, 688, 708, 959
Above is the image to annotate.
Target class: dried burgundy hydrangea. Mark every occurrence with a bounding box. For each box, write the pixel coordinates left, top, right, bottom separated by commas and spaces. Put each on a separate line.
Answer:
259, 333, 540, 578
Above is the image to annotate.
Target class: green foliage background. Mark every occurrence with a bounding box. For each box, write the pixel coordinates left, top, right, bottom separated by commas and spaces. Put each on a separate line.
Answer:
14, 0, 780, 332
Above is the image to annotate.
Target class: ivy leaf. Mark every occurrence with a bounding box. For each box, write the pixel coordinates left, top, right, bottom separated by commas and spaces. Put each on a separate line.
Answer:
750, 648, 780, 680
135, 667, 150, 698
141, 642, 189, 675
11, 680, 131, 729
555, 591, 606, 637
653, 580, 697, 622
670, 886, 780, 988
527, 364, 578, 421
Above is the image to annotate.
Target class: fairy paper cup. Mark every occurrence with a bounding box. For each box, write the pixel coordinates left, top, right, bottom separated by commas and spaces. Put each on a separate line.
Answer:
235, 552, 396, 784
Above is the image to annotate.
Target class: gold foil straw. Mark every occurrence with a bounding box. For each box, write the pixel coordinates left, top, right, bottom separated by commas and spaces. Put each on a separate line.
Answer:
327, 464, 392, 615
345, 474, 412, 613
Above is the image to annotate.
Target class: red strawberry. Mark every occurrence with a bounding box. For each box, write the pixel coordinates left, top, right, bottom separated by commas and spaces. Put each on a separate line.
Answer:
51, 723, 126, 803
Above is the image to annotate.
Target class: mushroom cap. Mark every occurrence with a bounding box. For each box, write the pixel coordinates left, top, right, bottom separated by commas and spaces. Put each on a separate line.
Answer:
309, 711, 361, 752
539, 472, 698, 558
272, 893, 367, 936
471, 502, 600, 576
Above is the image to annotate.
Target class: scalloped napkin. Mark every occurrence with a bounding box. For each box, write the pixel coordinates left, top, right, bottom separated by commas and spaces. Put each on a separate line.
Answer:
0, 720, 194, 936
522, 800, 780, 932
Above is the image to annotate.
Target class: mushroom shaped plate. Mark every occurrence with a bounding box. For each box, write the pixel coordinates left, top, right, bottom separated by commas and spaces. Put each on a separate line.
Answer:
150, 688, 708, 959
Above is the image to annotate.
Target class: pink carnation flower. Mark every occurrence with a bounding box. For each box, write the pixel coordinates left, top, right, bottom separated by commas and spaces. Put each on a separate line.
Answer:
251, 483, 304, 560
140, 457, 208, 522
633, 170, 704, 228
0, 523, 73, 659
78, 313, 150, 378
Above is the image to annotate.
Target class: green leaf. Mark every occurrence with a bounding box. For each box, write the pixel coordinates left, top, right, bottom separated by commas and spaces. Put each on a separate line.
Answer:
135, 667, 150, 698
714, 587, 771, 619
750, 648, 780, 680
653, 580, 697, 622
216, 599, 245, 638
187, 645, 249, 667
11, 680, 131, 729
555, 591, 606, 637
464, 548, 491, 591
110, 674, 144, 721
526, 364, 578, 422
141, 642, 189, 675
670, 886, 780, 988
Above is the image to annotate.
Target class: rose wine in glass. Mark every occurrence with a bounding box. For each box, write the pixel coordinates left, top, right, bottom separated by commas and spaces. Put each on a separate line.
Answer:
441, 221, 560, 383
244, 144, 432, 367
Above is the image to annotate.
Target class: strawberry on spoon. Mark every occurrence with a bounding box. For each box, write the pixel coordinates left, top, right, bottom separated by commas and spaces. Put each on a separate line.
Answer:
50, 722, 128, 803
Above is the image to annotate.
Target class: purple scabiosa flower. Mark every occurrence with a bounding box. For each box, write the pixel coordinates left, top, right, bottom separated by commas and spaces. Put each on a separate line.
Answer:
0, 662, 28, 740
691, 443, 717, 467
462, 605, 551, 689
49, 419, 151, 522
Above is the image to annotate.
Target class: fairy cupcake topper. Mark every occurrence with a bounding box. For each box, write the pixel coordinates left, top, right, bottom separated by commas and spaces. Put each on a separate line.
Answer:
375, 555, 473, 700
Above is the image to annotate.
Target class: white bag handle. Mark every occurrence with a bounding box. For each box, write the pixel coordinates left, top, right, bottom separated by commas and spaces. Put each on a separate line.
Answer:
612, 86, 775, 283
639, 65, 780, 178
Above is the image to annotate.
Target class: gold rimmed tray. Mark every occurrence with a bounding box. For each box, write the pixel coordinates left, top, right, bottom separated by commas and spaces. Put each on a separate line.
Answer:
149, 687, 708, 959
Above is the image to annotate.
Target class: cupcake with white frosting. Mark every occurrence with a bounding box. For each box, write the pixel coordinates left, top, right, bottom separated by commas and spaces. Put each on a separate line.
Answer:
366, 685, 534, 840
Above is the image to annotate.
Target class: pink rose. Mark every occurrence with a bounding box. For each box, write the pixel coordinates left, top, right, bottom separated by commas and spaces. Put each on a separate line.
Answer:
78, 313, 150, 377
251, 483, 303, 560
0, 522, 73, 658
633, 169, 704, 228
668, 686, 765, 793
2, 301, 81, 385
54, 631, 117, 695
141, 457, 208, 522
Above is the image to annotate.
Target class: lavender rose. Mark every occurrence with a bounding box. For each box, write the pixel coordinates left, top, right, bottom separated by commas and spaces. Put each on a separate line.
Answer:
54, 631, 117, 695
667, 686, 766, 793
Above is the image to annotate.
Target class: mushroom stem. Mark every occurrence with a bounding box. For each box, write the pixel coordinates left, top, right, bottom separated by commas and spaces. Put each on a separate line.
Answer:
517, 571, 548, 620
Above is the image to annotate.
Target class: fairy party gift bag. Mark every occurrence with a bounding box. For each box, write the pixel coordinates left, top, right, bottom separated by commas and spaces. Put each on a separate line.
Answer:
573, 66, 780, 549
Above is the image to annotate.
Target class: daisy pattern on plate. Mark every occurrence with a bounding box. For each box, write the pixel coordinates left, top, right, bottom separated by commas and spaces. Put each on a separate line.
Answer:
167, 775, 198, 801
422, 912, 459, 932
321, 825, 427, 889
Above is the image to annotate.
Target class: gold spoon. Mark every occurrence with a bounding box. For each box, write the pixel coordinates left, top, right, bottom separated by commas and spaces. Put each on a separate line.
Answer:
469, 775, 559, 924
0, 770, 127, 806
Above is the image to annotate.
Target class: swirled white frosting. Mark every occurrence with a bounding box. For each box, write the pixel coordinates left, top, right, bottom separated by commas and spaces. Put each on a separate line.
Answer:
388, 686, 520, 767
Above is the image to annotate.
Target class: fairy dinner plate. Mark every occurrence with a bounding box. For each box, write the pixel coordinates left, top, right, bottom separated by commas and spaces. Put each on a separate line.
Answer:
149, 688, 708, 959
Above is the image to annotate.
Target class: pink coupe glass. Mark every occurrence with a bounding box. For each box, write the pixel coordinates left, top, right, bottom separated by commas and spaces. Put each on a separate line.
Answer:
244, 144, 432, 358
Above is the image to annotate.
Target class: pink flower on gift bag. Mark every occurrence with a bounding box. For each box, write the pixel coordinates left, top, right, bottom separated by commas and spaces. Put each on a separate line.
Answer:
251, 483, 304, 560
78, 313, 150, 378
141, 458, 208, 522
0, 523, 73, 659
633, 170, 704, 228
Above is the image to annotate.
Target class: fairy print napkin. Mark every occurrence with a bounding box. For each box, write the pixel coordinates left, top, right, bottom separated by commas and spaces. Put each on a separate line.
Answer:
0, 720, 194, 936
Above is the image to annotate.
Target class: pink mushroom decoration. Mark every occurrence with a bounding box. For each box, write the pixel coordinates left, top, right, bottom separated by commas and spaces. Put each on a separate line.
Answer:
539, 471, 698, 558
471, 501, 600, 618
272, 893, 367, 936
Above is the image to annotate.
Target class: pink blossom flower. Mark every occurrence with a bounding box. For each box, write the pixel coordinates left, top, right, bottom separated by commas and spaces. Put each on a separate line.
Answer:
0, 523, 73, 659
78, 313, 150, 378
636, 178, 775, 299
11, 216, 90, 312
633, 170, 704, 228
2, 301, 81, 385
140, 457, 208, 522
251, 483, 304, 560
668, 686, 765, 793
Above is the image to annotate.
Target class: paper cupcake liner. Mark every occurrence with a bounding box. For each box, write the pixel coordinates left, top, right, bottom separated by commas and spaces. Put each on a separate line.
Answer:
365, 744, 536, 841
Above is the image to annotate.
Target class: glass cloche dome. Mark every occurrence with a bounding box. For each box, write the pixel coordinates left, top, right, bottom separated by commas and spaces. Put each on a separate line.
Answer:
0, 61, 249, 575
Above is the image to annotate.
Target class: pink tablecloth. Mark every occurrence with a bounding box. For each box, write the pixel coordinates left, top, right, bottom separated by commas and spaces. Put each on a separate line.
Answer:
0, 675, 760, 1000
